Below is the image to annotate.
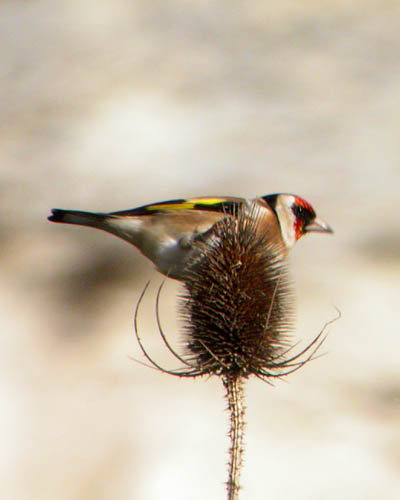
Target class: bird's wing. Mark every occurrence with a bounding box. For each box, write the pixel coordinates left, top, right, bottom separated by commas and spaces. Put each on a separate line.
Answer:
110, 196, 246, 217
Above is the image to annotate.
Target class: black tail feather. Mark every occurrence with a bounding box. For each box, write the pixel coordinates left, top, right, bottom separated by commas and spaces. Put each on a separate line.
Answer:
48, 208, 69, 223
47, 209, 107, 227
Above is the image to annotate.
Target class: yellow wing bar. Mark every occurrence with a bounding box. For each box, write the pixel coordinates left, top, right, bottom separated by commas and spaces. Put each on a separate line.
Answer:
147, 201, 197, 211
111, 197, 244, 217
147, 198, 230, 211
190, 197, 230, 206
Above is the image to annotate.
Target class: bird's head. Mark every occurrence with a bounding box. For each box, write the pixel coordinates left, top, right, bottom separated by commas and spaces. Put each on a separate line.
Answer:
262, 193, 333, 249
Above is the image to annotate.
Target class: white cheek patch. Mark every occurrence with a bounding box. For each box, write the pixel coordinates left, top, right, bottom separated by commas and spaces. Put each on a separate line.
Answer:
275, 196, 297, 248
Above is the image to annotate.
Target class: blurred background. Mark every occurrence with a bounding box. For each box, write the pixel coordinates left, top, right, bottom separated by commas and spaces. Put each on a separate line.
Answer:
1, 1, 400, 499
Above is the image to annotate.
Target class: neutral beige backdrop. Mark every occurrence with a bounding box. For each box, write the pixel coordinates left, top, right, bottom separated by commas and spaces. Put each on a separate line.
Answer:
1, 1, 400, 499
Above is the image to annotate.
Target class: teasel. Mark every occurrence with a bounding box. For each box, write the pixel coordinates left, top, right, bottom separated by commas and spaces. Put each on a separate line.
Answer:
134, 203, 332, 500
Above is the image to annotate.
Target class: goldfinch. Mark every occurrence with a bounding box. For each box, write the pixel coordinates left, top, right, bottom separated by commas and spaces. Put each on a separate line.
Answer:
48, 194, 332, 280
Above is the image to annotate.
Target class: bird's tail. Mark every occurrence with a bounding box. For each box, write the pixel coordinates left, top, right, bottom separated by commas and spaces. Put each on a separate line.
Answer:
48, 209, 107, 229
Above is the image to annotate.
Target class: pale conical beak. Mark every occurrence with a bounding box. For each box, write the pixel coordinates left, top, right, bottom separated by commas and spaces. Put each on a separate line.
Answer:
305, 217, 334, 234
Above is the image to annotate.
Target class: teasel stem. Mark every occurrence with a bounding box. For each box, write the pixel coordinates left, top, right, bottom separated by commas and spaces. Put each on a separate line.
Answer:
224, 375, 246, 500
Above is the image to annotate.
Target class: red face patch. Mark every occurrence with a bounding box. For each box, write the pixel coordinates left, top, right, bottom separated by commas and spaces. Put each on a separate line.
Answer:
292, 197, 316, 240
293, 196, 315, 215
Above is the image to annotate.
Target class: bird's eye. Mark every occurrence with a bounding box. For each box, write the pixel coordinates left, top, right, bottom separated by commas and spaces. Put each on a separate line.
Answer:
293, 205, 305, 218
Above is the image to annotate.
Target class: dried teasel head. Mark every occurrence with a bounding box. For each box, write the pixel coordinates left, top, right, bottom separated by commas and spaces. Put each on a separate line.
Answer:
179, 202, 310, 382
134, 203, 329, 381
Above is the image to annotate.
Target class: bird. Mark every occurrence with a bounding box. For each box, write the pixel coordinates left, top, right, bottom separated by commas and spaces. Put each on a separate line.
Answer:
48, 194, 333, 280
